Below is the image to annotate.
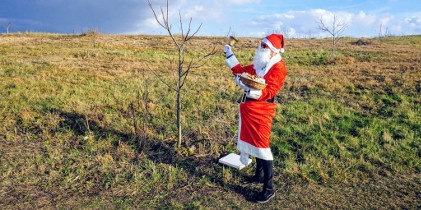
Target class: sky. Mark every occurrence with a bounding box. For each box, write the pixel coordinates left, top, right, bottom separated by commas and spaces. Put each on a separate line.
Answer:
0, 0, 420, 38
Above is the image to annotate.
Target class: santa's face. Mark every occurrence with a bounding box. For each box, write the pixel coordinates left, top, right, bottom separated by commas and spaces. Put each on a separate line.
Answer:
253, 44, 272, 71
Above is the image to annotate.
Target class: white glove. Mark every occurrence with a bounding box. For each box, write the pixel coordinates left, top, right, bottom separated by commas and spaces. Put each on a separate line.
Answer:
223, 45, 233, 58
234, 75, 250, 91
240, 152, 250, 166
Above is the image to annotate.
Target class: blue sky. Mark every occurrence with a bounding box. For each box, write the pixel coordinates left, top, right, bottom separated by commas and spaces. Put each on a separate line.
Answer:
0, 0, 420, 38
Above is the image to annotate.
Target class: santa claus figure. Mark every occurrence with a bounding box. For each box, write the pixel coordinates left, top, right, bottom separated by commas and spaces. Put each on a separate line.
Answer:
224, 34, 287, 203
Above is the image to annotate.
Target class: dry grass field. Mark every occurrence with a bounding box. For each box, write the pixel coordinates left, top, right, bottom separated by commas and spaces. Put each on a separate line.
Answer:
0, 32, 420, 209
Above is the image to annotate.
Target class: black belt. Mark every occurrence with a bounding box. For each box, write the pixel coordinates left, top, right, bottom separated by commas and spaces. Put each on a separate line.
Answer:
237, 93, 275, 103
246, 97, 275, 103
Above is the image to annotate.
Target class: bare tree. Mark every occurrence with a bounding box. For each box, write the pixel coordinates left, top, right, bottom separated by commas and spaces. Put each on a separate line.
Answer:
283, 27, 294, 38
272, 26, 294, 38
6, 22, 11, 34
378, 23, 383, 38
317, 14, 348, 57
378, 23, 393, 38
147, 0, 215, 148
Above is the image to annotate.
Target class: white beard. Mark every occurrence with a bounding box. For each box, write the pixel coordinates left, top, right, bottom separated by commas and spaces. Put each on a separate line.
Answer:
253, 47, 272, 75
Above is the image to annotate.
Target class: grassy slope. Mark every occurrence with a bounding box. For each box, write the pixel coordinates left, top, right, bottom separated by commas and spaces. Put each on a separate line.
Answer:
0, 33, 420, 209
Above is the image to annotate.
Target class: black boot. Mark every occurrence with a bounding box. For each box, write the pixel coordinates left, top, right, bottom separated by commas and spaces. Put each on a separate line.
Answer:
244, 158, 264, 184
255, 189, 275, 203
253, 158, 265, 183
255, 160, 275, 203
262, 159, 274, 191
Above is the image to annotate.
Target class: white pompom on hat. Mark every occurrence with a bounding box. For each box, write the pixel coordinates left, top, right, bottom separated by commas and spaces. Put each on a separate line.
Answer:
262, 34, 285, 53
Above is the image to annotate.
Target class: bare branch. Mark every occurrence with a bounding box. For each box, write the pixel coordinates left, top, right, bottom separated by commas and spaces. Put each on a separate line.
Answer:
179, 11, 185, 38
190, 47, 217, 69
147, 0, 165, 28
5, 22, 11, 34
179, 67, 191, 88
317, 17, 334, 36
147, 63, 177, 92
186, 21, 202, 42
226, 27, 232, 38
148, 0, 180, 48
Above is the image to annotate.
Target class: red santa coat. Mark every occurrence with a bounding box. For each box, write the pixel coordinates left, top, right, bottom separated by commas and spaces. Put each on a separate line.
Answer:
227, 55, 287, 160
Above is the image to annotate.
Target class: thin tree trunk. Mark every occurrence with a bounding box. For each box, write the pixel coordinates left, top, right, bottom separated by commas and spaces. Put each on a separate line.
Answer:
177, 78, 182, 148
177, 49, 183, 148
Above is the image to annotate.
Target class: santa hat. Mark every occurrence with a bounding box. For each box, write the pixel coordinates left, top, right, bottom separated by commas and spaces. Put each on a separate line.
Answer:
262, 34, 285, 53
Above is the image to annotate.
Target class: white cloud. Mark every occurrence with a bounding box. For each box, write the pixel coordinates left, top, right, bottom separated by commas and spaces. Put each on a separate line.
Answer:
353, 11, 377, 27
138, 18, 160, 29
184, 5, 204, 18
244, 8, 421, 38
405, 13, 421, 32
225, 0, 261, 4
378, 16, 394, 26
248, 9, 344, 37
2, 0, 419, 37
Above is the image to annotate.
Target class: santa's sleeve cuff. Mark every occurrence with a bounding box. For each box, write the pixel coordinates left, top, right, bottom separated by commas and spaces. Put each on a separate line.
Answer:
247, 88, 262, 99
225, 54, 239, 69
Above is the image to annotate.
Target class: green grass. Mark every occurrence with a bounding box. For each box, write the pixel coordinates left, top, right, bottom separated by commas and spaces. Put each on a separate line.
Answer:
273, 97, 419, 183
0, 33, 420, 209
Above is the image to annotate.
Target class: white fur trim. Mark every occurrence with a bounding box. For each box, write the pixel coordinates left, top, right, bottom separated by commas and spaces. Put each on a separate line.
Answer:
237, 114, 273, 160
225, 55, 240, 69
262, 38, 280, 54
237, 139, 274, 160
240, 152, 250, 165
